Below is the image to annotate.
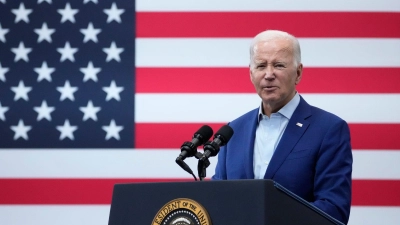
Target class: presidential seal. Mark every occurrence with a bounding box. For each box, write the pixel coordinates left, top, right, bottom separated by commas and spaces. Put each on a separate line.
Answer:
152, 198, 212, 225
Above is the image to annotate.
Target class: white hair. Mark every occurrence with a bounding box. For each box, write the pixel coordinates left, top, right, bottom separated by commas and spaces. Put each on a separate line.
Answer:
249, 30, 301, 68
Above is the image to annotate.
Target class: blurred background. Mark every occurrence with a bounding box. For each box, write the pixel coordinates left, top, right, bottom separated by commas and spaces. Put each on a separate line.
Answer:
0, 0, 399, 224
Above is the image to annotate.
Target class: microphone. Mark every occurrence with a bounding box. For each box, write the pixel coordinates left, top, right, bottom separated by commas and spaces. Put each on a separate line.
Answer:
176, 125, 213, 161
201, 125, 234, 160
197, 125, 234, 180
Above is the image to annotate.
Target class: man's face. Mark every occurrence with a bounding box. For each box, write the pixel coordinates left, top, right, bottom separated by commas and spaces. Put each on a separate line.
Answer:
250, 38, 302, 113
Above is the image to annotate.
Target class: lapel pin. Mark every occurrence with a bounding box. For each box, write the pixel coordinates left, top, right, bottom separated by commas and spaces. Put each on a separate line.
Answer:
296, 122, 303, 127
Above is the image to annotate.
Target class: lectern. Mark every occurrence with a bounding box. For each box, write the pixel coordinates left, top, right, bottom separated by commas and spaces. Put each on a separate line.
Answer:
108, 179, 343, 225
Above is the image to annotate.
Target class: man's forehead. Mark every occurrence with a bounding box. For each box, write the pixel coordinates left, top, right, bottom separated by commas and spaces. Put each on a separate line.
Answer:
255, 39, 293, 52
253, 44, 293, 59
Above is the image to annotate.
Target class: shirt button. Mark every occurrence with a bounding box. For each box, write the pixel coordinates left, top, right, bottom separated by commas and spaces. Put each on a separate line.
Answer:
265, 161, 269, 165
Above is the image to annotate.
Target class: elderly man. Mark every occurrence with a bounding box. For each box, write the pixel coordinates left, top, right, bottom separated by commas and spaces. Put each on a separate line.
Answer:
212, 30, 353, 224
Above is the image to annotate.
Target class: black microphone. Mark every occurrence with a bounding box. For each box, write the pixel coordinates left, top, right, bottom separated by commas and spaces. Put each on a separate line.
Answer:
197, 125, 234, 180
201, 125, 234, 160
176, 125, 213, 161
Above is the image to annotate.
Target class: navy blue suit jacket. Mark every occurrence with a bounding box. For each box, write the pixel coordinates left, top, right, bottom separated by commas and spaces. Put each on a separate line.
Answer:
212, 96, 353, 224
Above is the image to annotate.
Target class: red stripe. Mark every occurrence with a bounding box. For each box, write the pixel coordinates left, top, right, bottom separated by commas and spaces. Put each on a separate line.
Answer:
0, 178, 190, 204
136, 67, 400, 93
350, 124, 400, 150
135, 123, 400, 149
135, 123, 224, 148
137, 12, 400, 38
352, 180, 400, 206
0, 179, 398, 205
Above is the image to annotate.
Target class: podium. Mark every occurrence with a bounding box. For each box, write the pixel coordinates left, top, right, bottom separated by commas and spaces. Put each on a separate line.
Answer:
108, 179, 343, 225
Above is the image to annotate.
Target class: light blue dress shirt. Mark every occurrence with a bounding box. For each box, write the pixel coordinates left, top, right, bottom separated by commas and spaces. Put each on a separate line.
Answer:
253, 92, 300, 179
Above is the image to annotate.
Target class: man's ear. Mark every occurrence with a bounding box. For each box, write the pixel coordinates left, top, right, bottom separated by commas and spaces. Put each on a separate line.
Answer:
249, 65, 254, 83
295, 63, 303, 85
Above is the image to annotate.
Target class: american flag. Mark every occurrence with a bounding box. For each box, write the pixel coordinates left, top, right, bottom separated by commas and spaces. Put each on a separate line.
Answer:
0, 0, 399, 225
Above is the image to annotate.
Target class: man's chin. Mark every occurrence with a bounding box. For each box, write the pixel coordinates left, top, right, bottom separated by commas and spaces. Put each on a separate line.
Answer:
260, 95, 280, 104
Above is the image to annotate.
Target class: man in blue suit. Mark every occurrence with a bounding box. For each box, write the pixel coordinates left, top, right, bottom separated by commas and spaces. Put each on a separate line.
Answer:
212, 30, 352, 224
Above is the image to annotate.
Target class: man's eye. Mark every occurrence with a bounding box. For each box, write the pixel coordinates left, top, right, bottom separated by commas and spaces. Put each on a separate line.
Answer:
257, 65, 265, 68
275, 64, 285, 68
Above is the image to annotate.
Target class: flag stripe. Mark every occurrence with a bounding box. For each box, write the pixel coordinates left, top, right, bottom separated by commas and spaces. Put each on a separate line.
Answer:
136, 0, 400, 12
0, 179, 398, 206
1, 205, 398, 225
350, 124, 400, 150
0, 179, 189, 204
135, 123, 400, 149
135, 94, 400, 123
352, 180, 400, 206
1, 150, 399, 179
349, 207, 400, 225
0, 205, 110, 225
352, 150, 400, 180
137, 12, 400, 38
136, 38, 400, 67
136, 67, 400, 93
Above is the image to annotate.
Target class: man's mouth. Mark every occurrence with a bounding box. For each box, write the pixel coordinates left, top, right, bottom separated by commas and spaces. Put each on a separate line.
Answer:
263, 86, 277, 91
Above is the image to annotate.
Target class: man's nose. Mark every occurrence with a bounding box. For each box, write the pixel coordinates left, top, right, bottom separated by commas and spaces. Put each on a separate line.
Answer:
264, 66, 275, 80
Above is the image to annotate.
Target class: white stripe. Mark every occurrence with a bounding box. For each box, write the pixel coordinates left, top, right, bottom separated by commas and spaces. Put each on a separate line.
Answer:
135, 94, 400, 123
0, 149, 217, 178
0, 150, 399, 179
0, 206, 399, 225
136, 38, 400, 67
349, 207, 400, 225
0, 205, 110, 225
353, 151, 400, 180
136, 0, 400, 12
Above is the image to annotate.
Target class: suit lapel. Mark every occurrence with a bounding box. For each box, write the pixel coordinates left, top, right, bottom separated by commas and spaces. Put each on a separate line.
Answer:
243, 109, 259, 179
264, 97, 312, 179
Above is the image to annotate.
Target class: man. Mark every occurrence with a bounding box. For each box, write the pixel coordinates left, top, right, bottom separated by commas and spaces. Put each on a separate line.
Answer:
212, 30, 352, 224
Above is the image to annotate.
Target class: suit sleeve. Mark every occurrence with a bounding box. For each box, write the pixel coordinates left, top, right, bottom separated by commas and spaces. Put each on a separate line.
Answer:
312, 119, 353, 224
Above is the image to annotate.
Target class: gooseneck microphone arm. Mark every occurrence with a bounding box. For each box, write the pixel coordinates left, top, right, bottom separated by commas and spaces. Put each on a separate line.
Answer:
198, 125, 234, 181
175, 125, 213, 181
176, 159, 198, 181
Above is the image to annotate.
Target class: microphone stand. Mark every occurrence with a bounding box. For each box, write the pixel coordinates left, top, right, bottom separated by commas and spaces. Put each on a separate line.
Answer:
196, 152, 210, 181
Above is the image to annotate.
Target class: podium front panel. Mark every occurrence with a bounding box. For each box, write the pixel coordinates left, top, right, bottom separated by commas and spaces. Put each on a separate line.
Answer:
108, 179, 340, 225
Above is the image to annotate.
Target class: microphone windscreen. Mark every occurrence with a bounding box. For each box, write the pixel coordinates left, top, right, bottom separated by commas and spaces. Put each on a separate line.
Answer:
215, 125, 234, 144
194, 125, 214, 144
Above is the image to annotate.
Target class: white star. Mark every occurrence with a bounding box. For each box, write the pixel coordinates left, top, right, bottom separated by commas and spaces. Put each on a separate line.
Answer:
11, 120, 32, 140
57, 42, 78, 62
11, 80, 32, 101
57, 3, 79, 23
56, 119, 78, 140
102, 119, 123, 140
103, 42, 124, 62
11, 42, 32, 62
0, 0, 6, 4
84, 0, 98, 4
103, 3, 125, 23
80, 61, 101, 82
0, 102, 9, 121
38, 0, 52, 3
57, 80, 78, 101
103, 80, 124, 101
33, 100, 55, 121
34, 61, 55, 82
0, 23, 9, 43
0, 62, 9, 82
11, 3, 33, 23
34, 23, 55, 43
79, 100, 101, 121
80, 22, 101, 43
